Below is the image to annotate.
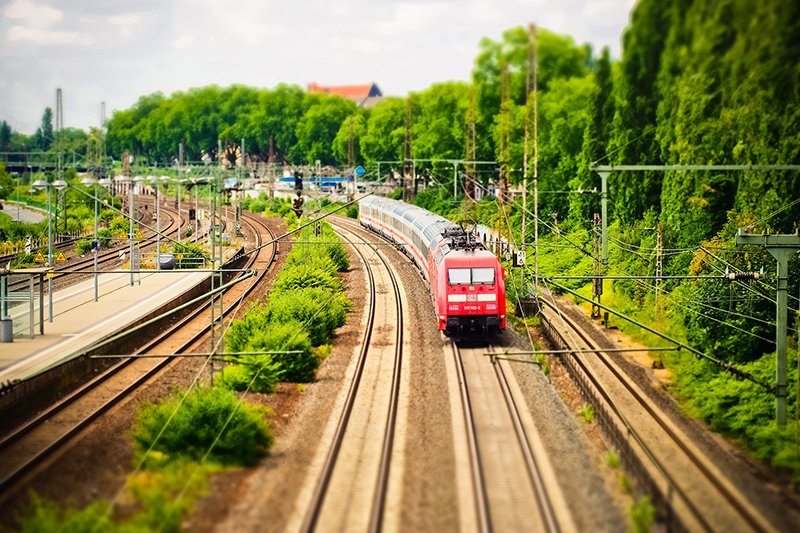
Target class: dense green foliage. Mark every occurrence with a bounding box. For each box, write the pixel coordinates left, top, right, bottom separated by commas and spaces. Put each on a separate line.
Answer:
131, 386, 273, 467
221, 217, 350, 390
9, 462, 218, 532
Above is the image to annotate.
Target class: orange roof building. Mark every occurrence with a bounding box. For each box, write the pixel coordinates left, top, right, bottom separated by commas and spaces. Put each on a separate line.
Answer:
307, 82, 384, 107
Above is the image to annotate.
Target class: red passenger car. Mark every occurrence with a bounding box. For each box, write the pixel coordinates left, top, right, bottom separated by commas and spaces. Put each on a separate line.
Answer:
359, 196, 505, 337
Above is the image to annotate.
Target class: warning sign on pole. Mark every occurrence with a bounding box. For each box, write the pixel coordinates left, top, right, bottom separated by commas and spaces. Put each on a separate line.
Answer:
34, 251, 45, 262
176, 253, 184, 261
135, 230, 144, 239
56, 251, 67, 262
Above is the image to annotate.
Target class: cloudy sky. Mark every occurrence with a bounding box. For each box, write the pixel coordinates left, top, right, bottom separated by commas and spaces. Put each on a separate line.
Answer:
0, 0, 635, 134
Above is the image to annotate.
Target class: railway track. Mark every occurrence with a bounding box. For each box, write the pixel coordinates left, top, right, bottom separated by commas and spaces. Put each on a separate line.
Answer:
0, 211, 277, 498
539, 296, 776, 533
449, 340, 563, 533
300, 219, 404, 533
4, 203, 173, 294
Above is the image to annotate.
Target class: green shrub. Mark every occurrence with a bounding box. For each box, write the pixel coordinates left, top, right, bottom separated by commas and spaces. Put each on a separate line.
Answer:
579, 402, 594, 424
10, 494, 112, 533
346, 204, 359, 219
629, 495, 656, 533
232, 321, 317, 383
109, 216, 130, 235
131, 386, 273, 467
286, 248, 339, 275
320, 198, 331, 208
218, 357, 280, 394
98, 228, 112, 248
10, 252, 37, 269
274, 264, 341, 292
75, 239, 91, 255
172, 240, 209, 268
266, 287, 351, 345
389, 187, 403, 200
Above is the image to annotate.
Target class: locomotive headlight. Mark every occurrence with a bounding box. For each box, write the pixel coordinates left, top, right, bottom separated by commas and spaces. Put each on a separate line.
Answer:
485, 303, 497, 310
448, 305, 459, 311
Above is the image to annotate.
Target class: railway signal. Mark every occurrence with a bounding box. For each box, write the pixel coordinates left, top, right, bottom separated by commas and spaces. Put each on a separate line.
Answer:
294, 171, 303, 191
292, 196, 304, 217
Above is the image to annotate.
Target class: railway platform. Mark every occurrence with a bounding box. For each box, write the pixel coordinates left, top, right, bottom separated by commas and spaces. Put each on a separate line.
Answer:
0, 269, 211, 384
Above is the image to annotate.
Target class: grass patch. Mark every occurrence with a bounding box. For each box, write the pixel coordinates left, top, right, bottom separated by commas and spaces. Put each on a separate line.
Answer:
579, 402, 594, 424
628, 495, 656, 533
9, 461, 219, 533
603, 448, 620, 469
0, 211, 11, 230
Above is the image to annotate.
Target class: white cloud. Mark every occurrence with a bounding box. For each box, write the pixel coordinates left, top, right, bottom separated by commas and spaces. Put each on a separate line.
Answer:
120, 27, 132, 38
3, 0, 63, 28
6, 25, 93, 46
372, 2, 451, 37
467, 0, 504, 22
349, 38, 400, 55
543, 11, 567, 32
108, 14, 142, 26
172, 35, 194, 49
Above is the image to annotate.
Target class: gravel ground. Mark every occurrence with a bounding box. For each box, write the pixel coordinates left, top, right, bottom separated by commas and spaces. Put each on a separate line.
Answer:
490, 324, 628, 532
378, 236, 460, 533
546, 292, 800, 531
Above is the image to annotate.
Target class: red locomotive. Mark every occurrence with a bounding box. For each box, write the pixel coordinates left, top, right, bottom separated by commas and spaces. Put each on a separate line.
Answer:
359, 196, 506, 337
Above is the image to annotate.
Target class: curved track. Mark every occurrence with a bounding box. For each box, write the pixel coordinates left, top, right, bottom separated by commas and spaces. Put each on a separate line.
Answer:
539, 300, 774, 533
300, 218, 404, 533
0, 211, 277, 496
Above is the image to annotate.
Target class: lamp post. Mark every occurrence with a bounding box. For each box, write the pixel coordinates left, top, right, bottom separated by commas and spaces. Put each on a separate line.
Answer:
148, 175, 170, 269
32, 178, 67, 322
116, 175, 142, 286
171, 176, 184, 239
81, 177, 111, 301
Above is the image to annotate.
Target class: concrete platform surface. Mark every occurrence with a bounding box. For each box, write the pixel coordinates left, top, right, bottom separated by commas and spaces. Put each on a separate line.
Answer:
0, 269, 210, 383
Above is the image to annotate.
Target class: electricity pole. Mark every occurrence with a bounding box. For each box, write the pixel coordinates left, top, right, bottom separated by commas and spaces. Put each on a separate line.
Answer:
735, 229, 800, 425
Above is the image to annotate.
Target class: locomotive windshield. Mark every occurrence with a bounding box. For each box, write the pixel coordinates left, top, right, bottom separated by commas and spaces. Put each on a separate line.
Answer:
472, 268, 495, 284
448, 268, 471, 285
448, 267, 495, 285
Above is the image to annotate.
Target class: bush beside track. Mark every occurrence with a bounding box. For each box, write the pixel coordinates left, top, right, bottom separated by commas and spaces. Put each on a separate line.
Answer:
220, 212, 351, 393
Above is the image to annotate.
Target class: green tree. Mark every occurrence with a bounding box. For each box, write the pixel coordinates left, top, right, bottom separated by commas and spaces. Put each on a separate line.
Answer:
294, 94, 356, 165
333, 112, 368, 167
0, 161, 13, 199
360, 97, 406, 170
35, 107, 54, 151
0, 121, 10, 153
568, 47, 615, 229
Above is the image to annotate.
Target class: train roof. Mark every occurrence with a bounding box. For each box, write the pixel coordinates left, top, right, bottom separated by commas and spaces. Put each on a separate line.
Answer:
359, 196, 457, 233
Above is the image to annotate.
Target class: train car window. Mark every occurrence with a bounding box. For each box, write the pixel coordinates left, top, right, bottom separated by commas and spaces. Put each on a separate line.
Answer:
472, 267, 495, 284
448, 268, 471, 285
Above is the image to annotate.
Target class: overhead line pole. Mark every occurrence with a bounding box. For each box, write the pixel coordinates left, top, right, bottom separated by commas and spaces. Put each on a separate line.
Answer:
592, 162, 800, 425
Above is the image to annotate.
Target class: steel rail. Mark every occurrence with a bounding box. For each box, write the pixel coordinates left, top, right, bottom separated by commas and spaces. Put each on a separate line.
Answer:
5, 204, 177, 293
0, 212, 276, 494
299, 221, 378, 533
365, 223, 404, 533
490, 345, 560, 533
541, 306, 769, 533
450, 341, 493, 533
